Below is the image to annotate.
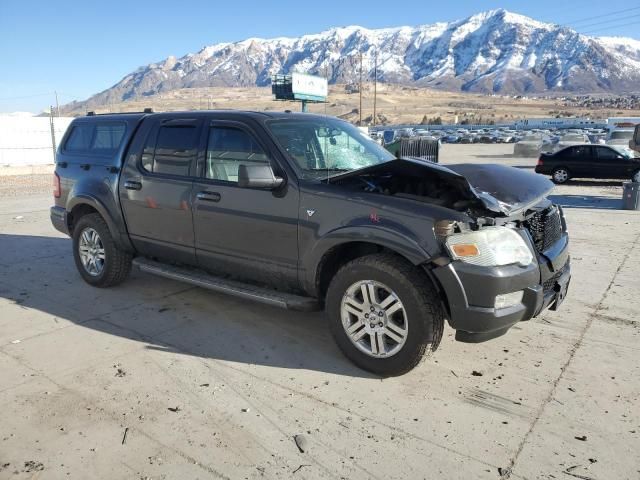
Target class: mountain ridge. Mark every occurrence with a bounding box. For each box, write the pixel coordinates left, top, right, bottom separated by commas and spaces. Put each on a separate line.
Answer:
66, 9, 640, 110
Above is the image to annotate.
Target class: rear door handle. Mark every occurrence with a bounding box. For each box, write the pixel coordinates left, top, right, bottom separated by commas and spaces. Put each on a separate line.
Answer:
124, 180, 142, 191
196, 191, 221, 202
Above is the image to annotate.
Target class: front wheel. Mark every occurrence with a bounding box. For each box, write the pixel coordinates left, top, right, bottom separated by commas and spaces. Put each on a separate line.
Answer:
72, 213, 132, 287
552, 167, 570, 184
326, 253, 445, 376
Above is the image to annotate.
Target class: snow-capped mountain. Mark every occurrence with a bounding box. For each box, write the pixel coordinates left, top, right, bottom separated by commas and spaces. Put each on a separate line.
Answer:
73, 9, 640, 108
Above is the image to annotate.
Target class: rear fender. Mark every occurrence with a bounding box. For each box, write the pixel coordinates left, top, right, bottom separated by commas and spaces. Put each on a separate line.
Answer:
66, 195, 134, 252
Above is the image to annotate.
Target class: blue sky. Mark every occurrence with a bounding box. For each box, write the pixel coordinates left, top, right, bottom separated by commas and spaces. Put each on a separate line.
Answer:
1, 0, 638, 112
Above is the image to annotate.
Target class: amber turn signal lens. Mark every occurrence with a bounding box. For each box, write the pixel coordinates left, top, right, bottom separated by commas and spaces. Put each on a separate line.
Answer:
451, 244, 479, 257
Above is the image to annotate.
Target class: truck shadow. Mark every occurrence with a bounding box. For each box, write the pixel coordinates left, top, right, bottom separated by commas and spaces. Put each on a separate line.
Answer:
548, 194, 622, 210
0, 234, 376, 378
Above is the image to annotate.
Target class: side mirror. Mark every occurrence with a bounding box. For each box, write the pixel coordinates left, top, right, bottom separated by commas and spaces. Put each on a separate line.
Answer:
238, 164, 284, 190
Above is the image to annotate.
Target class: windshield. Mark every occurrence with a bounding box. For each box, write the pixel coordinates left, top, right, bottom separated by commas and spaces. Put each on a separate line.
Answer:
267, 117, 395, 179
610, 130, 633, 140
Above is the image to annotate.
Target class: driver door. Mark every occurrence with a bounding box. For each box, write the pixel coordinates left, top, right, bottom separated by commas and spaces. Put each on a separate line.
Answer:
594, 146, 632, 179
192, 120, 300, 290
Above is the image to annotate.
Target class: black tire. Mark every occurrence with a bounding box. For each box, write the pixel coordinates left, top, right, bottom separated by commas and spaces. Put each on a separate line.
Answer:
72, 213, 132, 287
326, 253, 445, 376
633, 170, 640, 183
551, 167, 570, 184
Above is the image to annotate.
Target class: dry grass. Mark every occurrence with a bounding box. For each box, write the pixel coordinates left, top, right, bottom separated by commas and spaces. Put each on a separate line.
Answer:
66, 83, 640, 125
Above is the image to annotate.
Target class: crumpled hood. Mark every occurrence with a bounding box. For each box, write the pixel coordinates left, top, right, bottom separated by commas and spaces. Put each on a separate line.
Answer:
327, 158, 553, 216
445, 163, 554, 215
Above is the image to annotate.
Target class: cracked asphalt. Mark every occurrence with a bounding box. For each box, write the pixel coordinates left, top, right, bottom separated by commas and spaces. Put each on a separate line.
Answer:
0, 144, 638, 479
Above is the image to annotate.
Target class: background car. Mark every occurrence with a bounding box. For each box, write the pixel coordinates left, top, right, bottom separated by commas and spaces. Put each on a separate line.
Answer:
535, 144, 640, 184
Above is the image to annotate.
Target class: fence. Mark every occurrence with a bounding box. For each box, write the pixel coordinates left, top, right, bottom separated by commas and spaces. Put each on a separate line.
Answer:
0, 115, 73, 167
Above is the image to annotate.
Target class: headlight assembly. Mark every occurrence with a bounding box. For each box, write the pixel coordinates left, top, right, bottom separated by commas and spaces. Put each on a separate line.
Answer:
445, 226, 533, 267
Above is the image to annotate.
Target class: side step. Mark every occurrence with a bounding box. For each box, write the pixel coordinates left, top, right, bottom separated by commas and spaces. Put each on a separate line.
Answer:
132, 258, 320, 312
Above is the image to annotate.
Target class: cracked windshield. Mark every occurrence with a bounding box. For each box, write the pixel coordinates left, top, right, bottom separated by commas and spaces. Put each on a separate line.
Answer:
268, 118, 395, 178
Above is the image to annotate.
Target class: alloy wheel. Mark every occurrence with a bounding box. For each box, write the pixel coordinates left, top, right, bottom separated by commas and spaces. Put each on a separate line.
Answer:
78, 227, 105, 276
340, 280, 408, 358
553, 169, 569, 183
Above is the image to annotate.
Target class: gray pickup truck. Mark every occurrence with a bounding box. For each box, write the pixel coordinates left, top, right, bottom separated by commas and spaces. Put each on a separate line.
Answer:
51, 110, 571, 376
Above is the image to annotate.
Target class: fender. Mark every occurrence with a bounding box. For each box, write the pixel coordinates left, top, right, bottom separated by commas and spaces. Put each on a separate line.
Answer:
301, 224, 435, 294
66, 194, 135, 252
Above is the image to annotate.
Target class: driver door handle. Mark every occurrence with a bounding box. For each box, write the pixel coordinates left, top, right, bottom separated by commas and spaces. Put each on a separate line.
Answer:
124, 180, 142, 191
196, 191, 221, 202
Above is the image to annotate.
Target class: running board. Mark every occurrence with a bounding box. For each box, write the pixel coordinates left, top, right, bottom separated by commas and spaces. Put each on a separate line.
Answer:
133, 258, 320, 312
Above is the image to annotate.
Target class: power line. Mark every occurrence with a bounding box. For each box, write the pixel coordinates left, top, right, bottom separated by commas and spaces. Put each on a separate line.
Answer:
574, 13, 640, 31
581, 20, 640, 35
563, 6, 640, 26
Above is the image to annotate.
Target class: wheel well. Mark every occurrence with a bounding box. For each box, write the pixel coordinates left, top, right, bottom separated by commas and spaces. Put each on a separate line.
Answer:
316, 242, 384, 299
67, 204, 99, 234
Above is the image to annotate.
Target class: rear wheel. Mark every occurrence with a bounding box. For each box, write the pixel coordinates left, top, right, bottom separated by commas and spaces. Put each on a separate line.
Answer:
326, 253, 444, 376
72, 213, 132, 287
552, 167, 570, 184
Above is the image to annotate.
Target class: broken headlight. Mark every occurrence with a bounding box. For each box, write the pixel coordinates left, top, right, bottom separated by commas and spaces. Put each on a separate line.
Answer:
445, 227, 533, 267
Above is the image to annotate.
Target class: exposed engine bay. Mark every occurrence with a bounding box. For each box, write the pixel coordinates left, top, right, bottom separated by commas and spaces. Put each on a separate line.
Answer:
331, 168, 476, 211
327, 158, 555, 217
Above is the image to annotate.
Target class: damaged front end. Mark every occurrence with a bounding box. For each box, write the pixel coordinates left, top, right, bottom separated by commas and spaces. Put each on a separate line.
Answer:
328, 158, 570, 343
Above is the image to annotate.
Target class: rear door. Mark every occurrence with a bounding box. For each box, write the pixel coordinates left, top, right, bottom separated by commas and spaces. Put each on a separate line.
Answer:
119, 117, 204, 264
594, 146, 632, 179
192, 119, 300, 289
563, 145, 593, 177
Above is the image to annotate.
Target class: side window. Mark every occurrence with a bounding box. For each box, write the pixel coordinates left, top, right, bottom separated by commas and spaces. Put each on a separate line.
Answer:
571, 145, 590, 158
142, 125, 198, 176
92, 123, 125, 150
596, 147, 617, 160
206, 127, 269, 182
65, 124, 93, 151
64, 122, 126, 153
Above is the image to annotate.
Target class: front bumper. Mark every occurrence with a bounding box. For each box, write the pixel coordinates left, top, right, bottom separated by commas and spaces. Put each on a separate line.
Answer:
432, 232, 570, 343
50, 206, 69, 235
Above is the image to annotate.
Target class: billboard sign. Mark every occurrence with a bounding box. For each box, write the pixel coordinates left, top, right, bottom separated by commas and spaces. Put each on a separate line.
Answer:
291, 73, 328, 101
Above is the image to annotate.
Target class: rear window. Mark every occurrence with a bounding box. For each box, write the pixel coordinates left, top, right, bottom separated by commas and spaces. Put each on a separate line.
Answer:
141, 125, 199, 177
64, 122, 126, 153
610, 131, 633, 140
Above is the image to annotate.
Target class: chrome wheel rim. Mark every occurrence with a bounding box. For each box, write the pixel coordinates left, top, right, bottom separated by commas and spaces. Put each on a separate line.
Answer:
553, 169, 568, 183
78, 227, 105, 276
340, 280, 408, 358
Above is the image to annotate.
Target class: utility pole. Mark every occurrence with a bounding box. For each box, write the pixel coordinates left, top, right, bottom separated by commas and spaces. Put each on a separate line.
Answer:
373, 50, 378, 127
49, 106, 57, 163
359, 52, 363, 126
54, 91, 60, 117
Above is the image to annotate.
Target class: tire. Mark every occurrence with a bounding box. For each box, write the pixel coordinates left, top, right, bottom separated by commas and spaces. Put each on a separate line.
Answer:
633, 170, 640, 183
552, 167, 570, 184
325, 253, 445, 376
72, 213, 132, 287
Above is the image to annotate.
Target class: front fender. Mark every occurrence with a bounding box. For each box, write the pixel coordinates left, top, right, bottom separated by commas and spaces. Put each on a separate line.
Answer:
301, 225, 434, 294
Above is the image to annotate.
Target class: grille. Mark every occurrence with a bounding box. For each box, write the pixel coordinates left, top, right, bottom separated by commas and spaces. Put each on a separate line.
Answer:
525, 206, 563, 253
543, 262, 569, 294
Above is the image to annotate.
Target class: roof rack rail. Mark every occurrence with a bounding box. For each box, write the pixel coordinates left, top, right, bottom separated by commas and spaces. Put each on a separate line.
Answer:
85, 109, 155, 117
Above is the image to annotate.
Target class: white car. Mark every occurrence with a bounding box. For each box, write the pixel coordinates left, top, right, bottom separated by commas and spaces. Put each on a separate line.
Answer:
607, 130, 634, 147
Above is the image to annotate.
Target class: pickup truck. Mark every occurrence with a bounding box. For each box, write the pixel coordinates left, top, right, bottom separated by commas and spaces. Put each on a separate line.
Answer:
51, 110, 571, 376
